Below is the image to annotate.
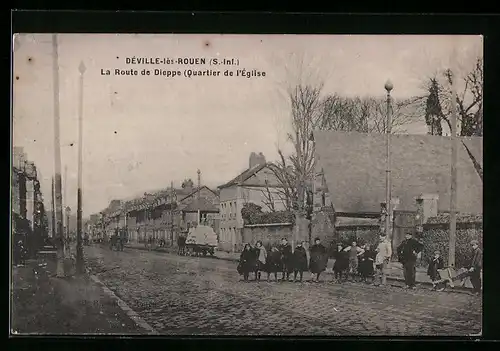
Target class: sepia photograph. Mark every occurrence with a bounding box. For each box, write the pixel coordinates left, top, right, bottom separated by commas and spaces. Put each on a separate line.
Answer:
11, 33, 483, 336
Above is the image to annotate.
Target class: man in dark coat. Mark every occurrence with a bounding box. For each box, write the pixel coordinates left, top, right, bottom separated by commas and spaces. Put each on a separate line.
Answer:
397, 232, 423, 289
292, 241, 308, 282
309, 238, 328, 282
468, 240, 482, 295
279, 238, 293, 281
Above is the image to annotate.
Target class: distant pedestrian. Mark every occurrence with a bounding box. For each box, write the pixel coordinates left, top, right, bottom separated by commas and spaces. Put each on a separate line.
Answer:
468, 240, 482, 295
333, 243, 349, 283
266, 246, 282, 282
309, 238, 328, 282
254, 241, 267, 281
343, 240, 365, 282
279, 238, 293, 281
237, 244, 256, 282
427, 250, 445, 290
358, 244, 376, 283
374, 234, 392, 286
397, 232, 423, 289
292, 241, 308, 282
177, 234, 186, 255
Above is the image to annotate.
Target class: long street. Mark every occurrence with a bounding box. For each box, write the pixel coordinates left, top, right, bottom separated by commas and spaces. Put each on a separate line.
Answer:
84, 245, 482, 336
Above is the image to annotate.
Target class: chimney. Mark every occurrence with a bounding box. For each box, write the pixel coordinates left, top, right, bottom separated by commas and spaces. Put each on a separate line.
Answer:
249, 152, 266, 169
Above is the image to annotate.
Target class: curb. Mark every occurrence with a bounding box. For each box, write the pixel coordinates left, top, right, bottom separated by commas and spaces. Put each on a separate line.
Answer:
85, 267, 159, 335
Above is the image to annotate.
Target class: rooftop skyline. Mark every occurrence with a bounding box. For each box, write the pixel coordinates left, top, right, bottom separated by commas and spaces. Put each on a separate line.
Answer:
12, 34, 483, 216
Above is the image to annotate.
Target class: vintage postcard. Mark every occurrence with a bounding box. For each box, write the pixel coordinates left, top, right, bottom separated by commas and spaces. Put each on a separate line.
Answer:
11, 34, 483, 336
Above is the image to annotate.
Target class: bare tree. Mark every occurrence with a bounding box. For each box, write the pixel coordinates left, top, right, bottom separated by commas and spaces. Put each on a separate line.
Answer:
408, 56, 483, 182
259, 180, 276, 212
317, 95, 416, 134
267, 151, 298, 212
411, 56, 483, 137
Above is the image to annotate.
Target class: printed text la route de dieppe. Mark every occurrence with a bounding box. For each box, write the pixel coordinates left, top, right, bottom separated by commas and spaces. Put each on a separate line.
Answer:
100, 56, 267, 79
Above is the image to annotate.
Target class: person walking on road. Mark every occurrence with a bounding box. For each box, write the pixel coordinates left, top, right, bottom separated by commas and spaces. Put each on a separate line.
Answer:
238, 244, 256, 282
279, 238, 293, 282
309, 238, 328, 282
254, 241, 267, 281
177, 234, 186, 255
374, 234, 392, 286
468, 240, 482, 295
397, 232, 423, 289
343, 240, 365, 282
292, 241, 308, 282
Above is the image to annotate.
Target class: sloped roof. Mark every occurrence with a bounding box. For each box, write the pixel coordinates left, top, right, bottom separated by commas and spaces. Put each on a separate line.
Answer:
180, 197, 219, 213
314, 131, 482, 214
218, 163, 268, 189
103, 185, 219, 217
179, 185, 219, 202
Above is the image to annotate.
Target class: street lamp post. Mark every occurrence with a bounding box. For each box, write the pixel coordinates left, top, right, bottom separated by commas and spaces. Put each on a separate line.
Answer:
76, 61, 86, 275
65, 206, 71, 255
384, 80, 393, 238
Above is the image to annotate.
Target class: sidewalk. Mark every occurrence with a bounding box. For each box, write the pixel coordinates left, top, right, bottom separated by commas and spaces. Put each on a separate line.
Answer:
125, 242, 473, 290
11, 256, 140, 335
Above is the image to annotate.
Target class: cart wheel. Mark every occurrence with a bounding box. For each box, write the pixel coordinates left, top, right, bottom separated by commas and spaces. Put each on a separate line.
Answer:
202, 250, 207, 257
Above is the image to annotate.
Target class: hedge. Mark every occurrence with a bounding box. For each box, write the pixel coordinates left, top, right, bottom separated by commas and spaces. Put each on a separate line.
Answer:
420, 225, 482, 269
241, 203, 295, 226
335, 227, 380, 248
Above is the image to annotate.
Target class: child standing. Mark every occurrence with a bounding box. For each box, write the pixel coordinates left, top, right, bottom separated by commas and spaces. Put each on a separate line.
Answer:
333, 244, 349, 283
427, 250, 445, 290
358, 244, 376, 283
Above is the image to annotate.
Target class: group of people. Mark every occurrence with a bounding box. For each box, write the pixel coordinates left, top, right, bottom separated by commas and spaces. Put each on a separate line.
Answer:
237, 232, 483, 295
331, 234, 393, 285
425, 239, 483, 295
237, 235, 394, 284
237, 237, 329, 282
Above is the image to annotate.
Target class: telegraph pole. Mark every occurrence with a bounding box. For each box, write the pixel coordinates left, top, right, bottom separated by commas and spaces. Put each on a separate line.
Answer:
448, 53, 459, 268
76, 61, 86, 275
384, 80, 394, 238
51, 177, 56, 238
197, 169, 201, 224
170, 181, 174, 246
52, 34, 65, 278
64, 165, 67, 231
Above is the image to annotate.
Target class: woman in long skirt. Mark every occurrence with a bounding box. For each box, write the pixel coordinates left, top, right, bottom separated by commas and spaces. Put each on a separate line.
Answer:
254, 241, 267, 281
266, 246, 282, 282
238, 244, 256, 281
309, 238, 328, 282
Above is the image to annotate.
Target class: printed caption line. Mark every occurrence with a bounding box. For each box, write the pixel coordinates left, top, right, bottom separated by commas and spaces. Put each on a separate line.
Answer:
88, 271, 159, 335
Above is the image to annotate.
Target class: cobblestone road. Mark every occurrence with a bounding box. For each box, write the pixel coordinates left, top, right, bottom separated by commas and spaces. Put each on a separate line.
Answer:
84, 245, 482, 336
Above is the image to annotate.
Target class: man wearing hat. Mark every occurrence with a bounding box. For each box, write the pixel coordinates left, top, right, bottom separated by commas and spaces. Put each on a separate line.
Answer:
469, 240, 482, 295
397, 232, 424, 289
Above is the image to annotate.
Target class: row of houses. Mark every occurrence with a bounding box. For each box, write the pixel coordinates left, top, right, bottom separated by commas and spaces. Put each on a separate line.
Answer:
88, 131, 483, 254
12, 146, 49, 256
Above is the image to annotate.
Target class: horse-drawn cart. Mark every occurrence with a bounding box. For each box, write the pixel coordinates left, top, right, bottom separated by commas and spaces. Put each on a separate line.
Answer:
185, 225, 218, 257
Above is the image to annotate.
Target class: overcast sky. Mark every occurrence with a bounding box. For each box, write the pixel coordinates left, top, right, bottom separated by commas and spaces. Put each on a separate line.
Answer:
12, 34, 482, 216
